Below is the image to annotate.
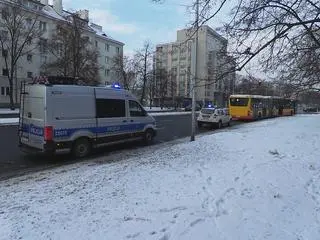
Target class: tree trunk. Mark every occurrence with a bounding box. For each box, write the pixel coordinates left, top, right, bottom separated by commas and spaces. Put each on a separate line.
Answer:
9, 77, 15, 110
140, 50, 148, 104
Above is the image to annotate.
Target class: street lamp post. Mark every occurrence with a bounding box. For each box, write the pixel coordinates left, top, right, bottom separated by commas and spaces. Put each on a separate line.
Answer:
191, 0, 199, 142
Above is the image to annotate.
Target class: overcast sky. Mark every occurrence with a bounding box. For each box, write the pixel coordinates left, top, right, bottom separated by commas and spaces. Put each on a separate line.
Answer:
49, 0, 267, 78
55, 0, 232, 54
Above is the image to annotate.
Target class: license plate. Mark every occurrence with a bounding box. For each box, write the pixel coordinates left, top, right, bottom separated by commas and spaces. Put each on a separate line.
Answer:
21, 136, 29, 142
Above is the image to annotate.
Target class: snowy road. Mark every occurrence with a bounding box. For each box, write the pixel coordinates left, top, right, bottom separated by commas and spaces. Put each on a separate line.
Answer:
1, 114, 320, 239
0, 114, 242, 179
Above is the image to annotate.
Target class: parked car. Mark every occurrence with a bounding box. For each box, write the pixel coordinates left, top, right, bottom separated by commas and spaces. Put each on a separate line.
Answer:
185, 103, 202, 111
197, 107, 231, 128
303, 107, 318, 113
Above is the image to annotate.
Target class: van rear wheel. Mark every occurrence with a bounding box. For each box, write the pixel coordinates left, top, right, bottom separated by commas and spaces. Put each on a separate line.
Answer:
72, 138, 91, 158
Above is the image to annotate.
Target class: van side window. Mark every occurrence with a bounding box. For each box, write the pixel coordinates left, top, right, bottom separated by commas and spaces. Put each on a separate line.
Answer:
129, 100, 145, 117
96, 99, 125, 118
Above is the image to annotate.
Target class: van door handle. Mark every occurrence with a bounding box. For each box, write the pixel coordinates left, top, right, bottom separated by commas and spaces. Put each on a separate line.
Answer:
123, 120, 127, 123
130, 120, 134, 122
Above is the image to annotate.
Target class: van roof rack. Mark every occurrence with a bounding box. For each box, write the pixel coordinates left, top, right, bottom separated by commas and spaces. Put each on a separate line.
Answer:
31, 76, 85, 85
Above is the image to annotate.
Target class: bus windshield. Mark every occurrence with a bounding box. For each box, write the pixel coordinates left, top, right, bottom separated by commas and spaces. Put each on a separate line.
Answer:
230, 97, 249, 106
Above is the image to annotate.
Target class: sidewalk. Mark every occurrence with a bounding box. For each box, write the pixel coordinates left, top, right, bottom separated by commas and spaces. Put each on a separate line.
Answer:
0, 109, 19, 114
0, 118, 19, 126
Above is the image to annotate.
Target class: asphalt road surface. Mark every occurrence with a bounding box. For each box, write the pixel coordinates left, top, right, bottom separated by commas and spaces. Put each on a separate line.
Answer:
0, 114, 242, 179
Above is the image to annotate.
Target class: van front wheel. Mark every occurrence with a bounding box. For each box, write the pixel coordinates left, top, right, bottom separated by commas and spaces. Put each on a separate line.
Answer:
144, 129, 154, 145
72, 138, 91, 158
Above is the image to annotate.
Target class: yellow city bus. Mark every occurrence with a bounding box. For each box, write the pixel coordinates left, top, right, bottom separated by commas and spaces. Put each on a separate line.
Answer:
229, 94, 295, 120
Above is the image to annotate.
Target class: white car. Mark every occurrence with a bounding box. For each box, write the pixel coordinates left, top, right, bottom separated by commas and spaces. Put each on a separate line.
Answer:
197, 107, 231, 128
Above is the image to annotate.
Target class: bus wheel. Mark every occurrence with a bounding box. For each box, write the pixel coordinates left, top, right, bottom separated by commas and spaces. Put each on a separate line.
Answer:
72, 137, 91, 158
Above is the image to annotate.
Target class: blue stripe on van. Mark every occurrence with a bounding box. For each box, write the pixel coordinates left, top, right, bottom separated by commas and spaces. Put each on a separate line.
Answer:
21, 123, 150, 138
21, 124, 44, 137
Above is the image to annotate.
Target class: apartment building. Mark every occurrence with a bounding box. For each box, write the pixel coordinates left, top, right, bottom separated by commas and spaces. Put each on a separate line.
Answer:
154, 25, 235, 107
0, 0, 124, 105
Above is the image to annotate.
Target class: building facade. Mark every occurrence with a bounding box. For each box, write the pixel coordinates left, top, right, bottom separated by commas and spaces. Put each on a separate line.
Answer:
0, 0, 124, 105
154, 25, 235, 107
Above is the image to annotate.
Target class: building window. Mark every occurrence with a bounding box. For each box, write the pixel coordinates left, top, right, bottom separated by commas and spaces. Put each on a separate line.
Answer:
2, 49, 7, 57
105, 44, 110, 51
116, 47, 120, 54
26, 36, 32, 45
2, 68, 8, 76
106, 69, 110, 76
95, 41, 98, 47
0, 30, 8, 40
27, 72, 33, 78
39, 21, 47, 32
96, 99, 125, 118
1, 87, 10, 96
1, 9, 8, 20
26, 18, 32, 27
27, 54, 32, 62
41, 55, 47, 64
39, 38, 47, 53
105, 56, 110, 64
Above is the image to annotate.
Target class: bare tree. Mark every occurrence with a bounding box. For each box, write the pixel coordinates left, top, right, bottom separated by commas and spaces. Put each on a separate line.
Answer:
147, 69, 156, 108
134, 41, 153, 104
45, 13, 100, 85
0, 2, 43, 109
111, 55, 138, 91
155, 68, 170, 108
223, 0, 320, 93
153, 0, 320, 94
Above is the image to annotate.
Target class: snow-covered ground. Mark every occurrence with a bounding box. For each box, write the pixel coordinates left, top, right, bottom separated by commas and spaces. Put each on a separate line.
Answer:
143, 107, 177, 112
0, 109, 19, 114
0, 118, 19, 125
1, 114, 320, 240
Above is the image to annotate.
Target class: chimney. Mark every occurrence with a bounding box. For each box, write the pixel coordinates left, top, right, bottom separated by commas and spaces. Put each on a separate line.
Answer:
41, 0, 48, 5
76, 9, 89, 21
53, 0, 63, 15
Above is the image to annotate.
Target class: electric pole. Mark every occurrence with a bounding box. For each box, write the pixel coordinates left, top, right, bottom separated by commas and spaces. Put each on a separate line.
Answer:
191, 0, 199, 142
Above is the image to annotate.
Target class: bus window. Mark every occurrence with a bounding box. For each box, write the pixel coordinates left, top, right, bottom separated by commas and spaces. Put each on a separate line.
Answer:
251, 98, 261, 108
230, 98, 249, 106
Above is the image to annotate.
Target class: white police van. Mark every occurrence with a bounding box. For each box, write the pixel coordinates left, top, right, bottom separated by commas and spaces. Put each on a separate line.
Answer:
18, 77, 157, 158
